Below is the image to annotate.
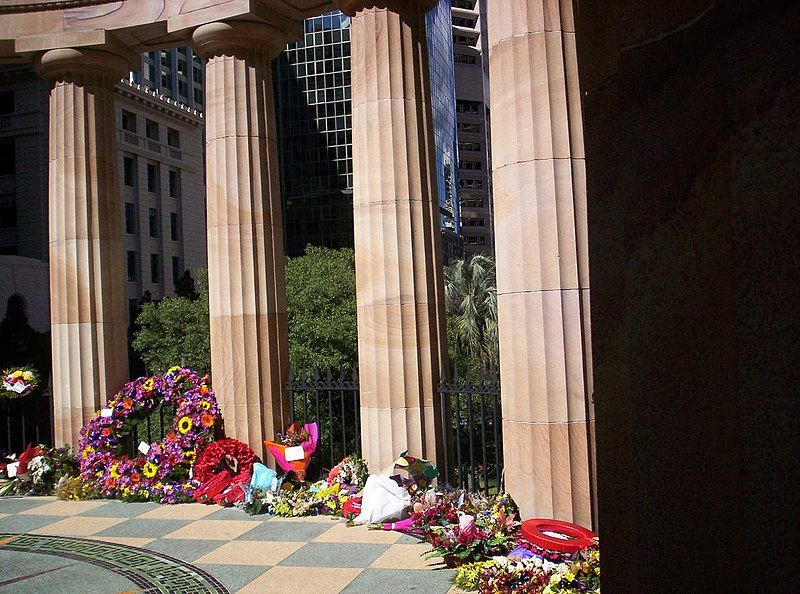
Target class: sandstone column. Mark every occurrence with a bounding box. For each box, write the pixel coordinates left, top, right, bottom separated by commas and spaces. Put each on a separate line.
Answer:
487, 1, 594, 525
192, 22, 291, 457
34, 48, 131, 447
335, 0, 447, 471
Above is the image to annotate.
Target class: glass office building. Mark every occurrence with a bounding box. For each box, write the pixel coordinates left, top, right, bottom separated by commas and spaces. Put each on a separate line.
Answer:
274, 3, 463, 259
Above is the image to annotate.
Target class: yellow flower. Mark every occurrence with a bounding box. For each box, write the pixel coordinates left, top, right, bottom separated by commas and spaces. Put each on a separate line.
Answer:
167, 365, 181, 374
550, 574, 561, 585
82, 446, 94, 460
178, 416, 193, 434
564, 571, 575, 582
143, 378, 155, 391
22, 371, 33, 381
110, 463, 121, 479
143, 462, 159, 478
184, 450, 197, 464
199, 400, 211, 410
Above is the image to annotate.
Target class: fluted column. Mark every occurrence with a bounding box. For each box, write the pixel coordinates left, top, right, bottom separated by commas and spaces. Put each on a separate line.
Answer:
34, 48, 131, 447
487, 1, 594, 525
335, 0, 447, 471
192, 22, 291, 458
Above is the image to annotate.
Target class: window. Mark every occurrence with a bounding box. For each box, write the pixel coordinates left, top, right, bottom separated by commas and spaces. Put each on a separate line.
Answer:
459, 160, 482, 171
0, 193, 16, 229
458, 141, 482, 152
461, 198, 485, 209
172, 256, 181, 285
121, 110, 136, 133
123, 156, 136, 187
124, 202, 136, 234
456, 100, 482, 115
150, 254, 160, 283
177, 59, 187, 76
178, 80, 188, 98
193, 87, 203, 105
0, 91, 14, 115
145, 119, 159, 141
147, 163, 158, 192
160, 50, 170, 67
465, 236, 487, 245
148, 207, 158, 237
170, 212, 180, 241
453, 34, 474, 45
452, 17, 474, 27
167, 128, 180, 149
168, 170, 180, 198
454, 54, 477, 65
143, 62, 156, 84
126, 251, 136, 282
0, 139, 15, 175
458, 122, 480, 133
459, 178, 483, 189
464, 218, 485, 227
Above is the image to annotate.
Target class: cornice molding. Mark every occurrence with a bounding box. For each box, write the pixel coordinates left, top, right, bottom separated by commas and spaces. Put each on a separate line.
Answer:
0, 0, 115, 15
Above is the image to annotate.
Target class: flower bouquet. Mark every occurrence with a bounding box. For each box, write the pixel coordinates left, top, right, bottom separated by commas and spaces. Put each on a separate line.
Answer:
1, 367, 39, 399
264, 422, 318, 481
1, 445, 79, 497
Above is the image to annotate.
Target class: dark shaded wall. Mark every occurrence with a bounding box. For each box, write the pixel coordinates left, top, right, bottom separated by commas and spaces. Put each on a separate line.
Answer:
575, 1, 799, 590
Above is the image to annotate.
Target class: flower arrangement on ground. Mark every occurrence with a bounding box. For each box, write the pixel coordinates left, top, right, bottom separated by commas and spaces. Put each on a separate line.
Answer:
1, 445, 79, 497
1, 366, 39, 399
264, 422, 318, 481
419, 492, 520, 567
452, 542, 601, 593
78, 366, 220, 504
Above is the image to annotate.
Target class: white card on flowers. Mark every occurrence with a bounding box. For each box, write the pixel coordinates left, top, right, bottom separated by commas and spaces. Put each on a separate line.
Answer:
100, 408, 113, 417
138, 441, 151, 455
285, 446, 305, 462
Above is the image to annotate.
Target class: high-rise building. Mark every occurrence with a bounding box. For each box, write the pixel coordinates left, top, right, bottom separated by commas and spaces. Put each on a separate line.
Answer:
274, 4, 463, 260
131, 47, 206, 113
0, 65, 207, 327
451, 0, 494, 255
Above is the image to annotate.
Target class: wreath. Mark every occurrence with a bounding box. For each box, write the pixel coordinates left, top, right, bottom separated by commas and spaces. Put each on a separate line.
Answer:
78, 367, 221, 504
193, 438, 258, 484
1, 366, 40, 399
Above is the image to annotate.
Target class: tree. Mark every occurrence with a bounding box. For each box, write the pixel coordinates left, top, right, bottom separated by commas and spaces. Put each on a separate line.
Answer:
132, 270, 211, 374
285, 246, 358, 372
444, 254, 499, 374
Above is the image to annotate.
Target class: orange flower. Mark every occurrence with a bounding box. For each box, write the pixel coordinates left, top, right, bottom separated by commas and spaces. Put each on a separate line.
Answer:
101, 427, 111, 437
130, 472, 140, 484
200, 413, 215, 428
123, 397, 133, 410
105, 478, 116, 489
200, 385, 210, 395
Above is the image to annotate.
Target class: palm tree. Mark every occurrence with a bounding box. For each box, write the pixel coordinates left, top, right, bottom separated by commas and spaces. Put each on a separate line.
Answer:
443, 254, 499, 373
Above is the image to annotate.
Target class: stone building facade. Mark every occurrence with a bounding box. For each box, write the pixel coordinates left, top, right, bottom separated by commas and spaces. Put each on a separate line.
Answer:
0, 65, 207, 327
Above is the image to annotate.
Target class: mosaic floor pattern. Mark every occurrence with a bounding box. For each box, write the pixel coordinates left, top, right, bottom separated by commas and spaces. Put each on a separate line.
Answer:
0, 497, 459, 593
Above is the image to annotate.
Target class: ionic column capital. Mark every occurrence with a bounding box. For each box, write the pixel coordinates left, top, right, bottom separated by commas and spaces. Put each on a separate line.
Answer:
192, 20, 290, 61
334, 0, 437, 17
34, 47, 131, 86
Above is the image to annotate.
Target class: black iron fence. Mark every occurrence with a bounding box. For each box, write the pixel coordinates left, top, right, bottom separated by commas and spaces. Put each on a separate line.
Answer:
122, 401, 178, 459
286, 369, 361, 478
0, 391, 53, 455
439, 370, 504, 494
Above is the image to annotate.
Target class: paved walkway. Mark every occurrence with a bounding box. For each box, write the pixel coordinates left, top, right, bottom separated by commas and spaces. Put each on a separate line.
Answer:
0, 497, 457, 593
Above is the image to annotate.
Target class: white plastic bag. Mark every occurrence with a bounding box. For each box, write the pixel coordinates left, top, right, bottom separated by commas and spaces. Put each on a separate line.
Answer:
353, 475, 412, 524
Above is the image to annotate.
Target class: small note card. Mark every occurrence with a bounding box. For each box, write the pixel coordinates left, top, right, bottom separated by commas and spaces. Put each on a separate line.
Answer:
284, 446, 305, 462
100, 408, 113, 418
138, 442, 151, 455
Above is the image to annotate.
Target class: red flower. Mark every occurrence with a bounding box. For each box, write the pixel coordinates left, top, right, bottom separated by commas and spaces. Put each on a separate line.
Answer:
130, 472, 140, 484
101, 428, 111, 437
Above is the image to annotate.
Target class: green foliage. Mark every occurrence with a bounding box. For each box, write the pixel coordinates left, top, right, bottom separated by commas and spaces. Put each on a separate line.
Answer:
444, 254, 499, 374
55, 475, 100, 501
285, 246, 358, 372
132, 270, 211, 374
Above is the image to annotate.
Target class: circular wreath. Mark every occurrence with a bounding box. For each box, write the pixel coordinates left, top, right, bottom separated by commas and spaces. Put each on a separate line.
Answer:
193, 438, 258, 484
78, 367, 221, 504
1, 366, 40, 399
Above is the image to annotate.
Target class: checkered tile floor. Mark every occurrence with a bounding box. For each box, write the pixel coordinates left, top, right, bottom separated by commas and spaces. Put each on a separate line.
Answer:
0, 497, 458, 593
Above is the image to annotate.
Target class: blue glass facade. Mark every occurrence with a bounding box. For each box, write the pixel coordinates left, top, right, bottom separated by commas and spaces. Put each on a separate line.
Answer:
274, 4, 462, 260
425, 0, 463, 260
